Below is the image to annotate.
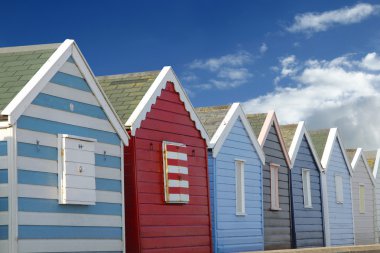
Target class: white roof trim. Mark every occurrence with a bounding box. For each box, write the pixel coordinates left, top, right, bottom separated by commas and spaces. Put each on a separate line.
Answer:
210, 103, 265, 164
352, 148, 376, 186
373, 149, 380, 179
288, 121, 323, 173
126, 66, 210, 145
1, 39, 130, 146
321, 128, 353, 175
257, 110, 292, 169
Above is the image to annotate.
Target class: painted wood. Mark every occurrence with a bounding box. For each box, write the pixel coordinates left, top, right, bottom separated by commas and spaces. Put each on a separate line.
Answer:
325, 140, 354, 246
210, 118, 264, 252
262, 124, 292, 250
0, 140, 7, 251
352, 155, 376, 245
13, 58, 125, 252
125, 82, 212, 253
291, 136, 324, 248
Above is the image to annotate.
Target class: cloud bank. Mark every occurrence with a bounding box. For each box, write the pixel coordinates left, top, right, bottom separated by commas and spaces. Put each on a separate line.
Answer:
243, 52, 380, 149
287, 3, 379, 34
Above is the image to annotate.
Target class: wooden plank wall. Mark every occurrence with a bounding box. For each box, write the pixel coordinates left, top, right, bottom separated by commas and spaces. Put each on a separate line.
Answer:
352, 155, 376, 245
291, 136, 324, 248
262, 124, 292, 250
213, 118, 264, 252
132, 82, 212, 253
326, 140, 354, 246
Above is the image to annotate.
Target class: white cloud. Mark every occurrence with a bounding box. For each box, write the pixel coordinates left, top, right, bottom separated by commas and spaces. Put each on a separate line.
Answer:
187, 51, 253, 90
362, 52, 380, 70
189, 51, 251, 72
287, 3, 380, 34
243, 52, 380, 149
260, 43, 268, 54
274, 55, 298, 84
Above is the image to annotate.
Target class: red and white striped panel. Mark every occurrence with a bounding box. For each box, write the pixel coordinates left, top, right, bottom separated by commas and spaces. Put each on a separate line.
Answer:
162, 141, 189, 203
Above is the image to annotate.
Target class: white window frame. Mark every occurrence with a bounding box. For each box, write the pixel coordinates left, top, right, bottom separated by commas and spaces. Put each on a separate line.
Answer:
270, 163, 281, 211
302, 168, 312, 208
235, 159, 246, 216
335, 174, 344, 204
359, 184, 365, 214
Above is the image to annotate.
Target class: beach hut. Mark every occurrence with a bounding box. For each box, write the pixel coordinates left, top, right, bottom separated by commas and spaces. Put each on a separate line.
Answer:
246, 111, 293, 250
346, 148, 376, 245
0, 40, 129, 253
309, 128, 354, 246
195, 103, 265, 252
98, 67, 212, 253
280, 122, 325, 248
364, 149, 380, 243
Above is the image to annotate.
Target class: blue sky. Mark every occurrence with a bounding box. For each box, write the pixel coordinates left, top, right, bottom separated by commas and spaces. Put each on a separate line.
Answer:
2, 1, 380, 149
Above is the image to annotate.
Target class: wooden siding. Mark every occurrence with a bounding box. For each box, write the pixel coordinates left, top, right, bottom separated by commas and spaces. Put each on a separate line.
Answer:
263, 124, 292, 250
326, 140, 354, 246
125, 82, 212, 253
291, 136, 324, 248
352, 155, 375, 245
0, 137, 8, 252
212, 118, 264, 253
376, 167, 380, 242
15, 59, 124, 253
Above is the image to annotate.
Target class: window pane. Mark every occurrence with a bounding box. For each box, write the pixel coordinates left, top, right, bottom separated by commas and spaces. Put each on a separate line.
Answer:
335, 175, 343, 204
235, 161, 245, 214
270, 164, 280, 210
359, 185, 365, 213
302, 169, 312, 207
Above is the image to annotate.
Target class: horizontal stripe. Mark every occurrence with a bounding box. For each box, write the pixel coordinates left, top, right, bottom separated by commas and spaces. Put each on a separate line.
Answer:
0, 185, 7, 198
50, 71, 91, 92
19, 212, 121, 227
18, 198, 122, 216
18, 142, 57, 160
0, 142, 6, 156
166, 144, 187, 153
59, 61, 82, 77
43, 82, 99, 106
0, 225, 7, 240
168, 194, 189, 202
168, 165, 188, 174
24, 104, 114, 133
17, 157, 121, 180
18, 116, 120, 145
95, 154, 121, 169
169, 187, 189, 195
96, 178, 121, 192
18, 170, 57, 186
18, 239, 123, 252
18, 142, 120, 169
33, 93, 107, 120
0, 198, 7, 211
168, 179, 189, 188
167, 151, 187, 161
18, 184, 121, 204
0, 211, 8, 225
0, 169, 7, 184
167, 158, 187, 167
19, 225, 122, 239
17, 129, 121, 157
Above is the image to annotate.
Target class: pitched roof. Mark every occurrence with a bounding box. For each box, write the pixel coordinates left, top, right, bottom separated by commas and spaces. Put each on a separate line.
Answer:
309, 129, 330, 159
195, 105, 231, 138
0, 43, 59, 112
97, 71, 160, 124
345, 149, 356, 163
364, 150, 377, 172
246, 113, 267, 137
280, 124, 298, 151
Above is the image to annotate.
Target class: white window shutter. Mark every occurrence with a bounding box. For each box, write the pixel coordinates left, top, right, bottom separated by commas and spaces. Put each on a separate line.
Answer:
270, 163, 280, 210
58, 134, 96, 205
359, 184, 365, 213
302, 169, 312, 208
235, 160, 245, 215
335, 175, 344, 204
162, 141, 189, 204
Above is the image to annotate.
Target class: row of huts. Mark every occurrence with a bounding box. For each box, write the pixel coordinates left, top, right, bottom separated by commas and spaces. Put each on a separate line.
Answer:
0, 39, 379, 253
